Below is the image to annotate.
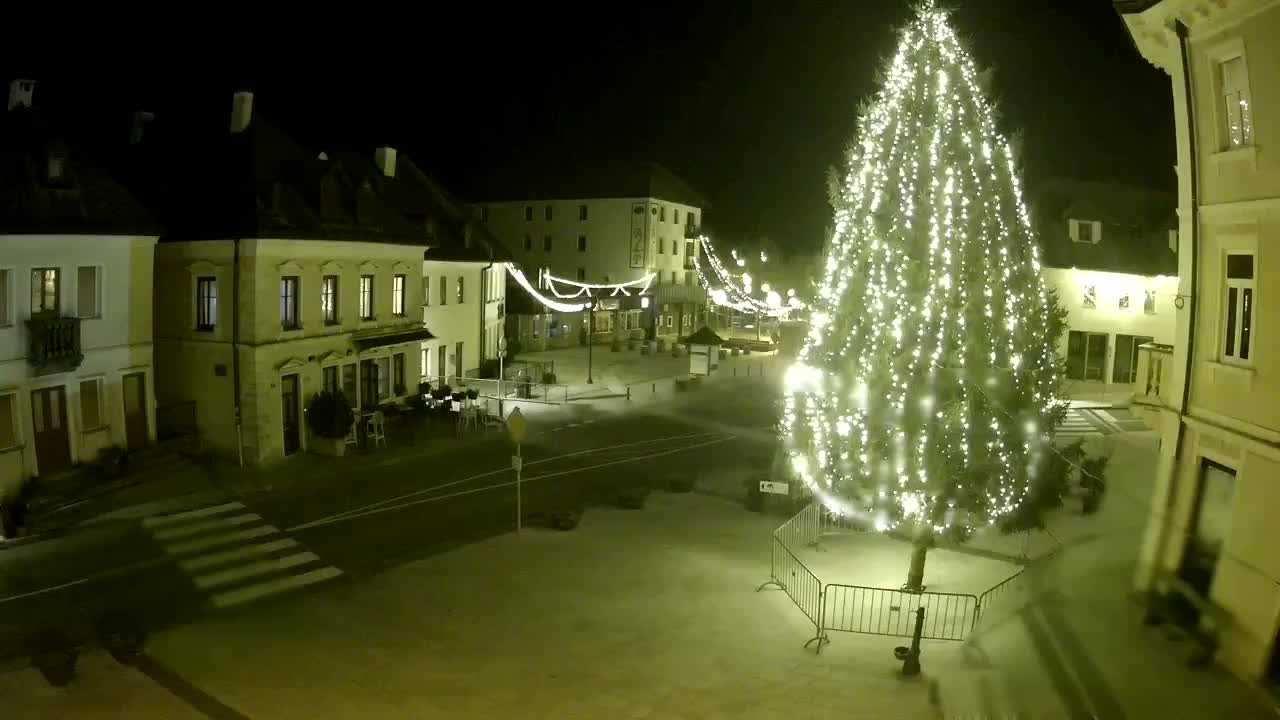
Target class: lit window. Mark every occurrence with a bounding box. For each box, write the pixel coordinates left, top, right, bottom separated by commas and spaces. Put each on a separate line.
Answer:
456, 276, 464, 303
30, 268, 59, 314
423, 276, 430, 307
196, 276, 217, 330
1223, 253, 1254, 363
322, 275, 339, 324
393, 274, 406, 316
360, 275, 374, 320
1220, 56, 1253, 149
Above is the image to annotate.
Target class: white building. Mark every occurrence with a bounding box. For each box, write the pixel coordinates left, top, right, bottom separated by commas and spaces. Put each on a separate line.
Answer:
1, 80, 158, 501
144, 97, 434, 465
472, 163, 709, 348
1031, 179, 1179, 388
1117, 0, 1280, 689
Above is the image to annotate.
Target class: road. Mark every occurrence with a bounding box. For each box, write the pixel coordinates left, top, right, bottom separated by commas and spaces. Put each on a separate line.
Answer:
0, 378, 781, 662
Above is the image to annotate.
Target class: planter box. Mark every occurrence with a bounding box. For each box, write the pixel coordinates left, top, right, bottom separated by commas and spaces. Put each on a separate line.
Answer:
308, 433, 347, 457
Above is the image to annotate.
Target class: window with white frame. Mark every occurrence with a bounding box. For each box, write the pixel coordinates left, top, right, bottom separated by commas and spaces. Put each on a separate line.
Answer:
31, 267, 59, 314
0, 392, 19, 450
360, 275, 374, 320
1219, 55, 1253, 149
1070, 219, 1100, 244
423, 276, 430, 307
393, 274, 406, 316
280, 276, 300, 329
77, 266, 101, 318
0, 268, 10, 326
79, 378, 104, 430
1223, 253, 1254, 363
322, 275, 339, 325
1082, 284, 1096, 309
196, 276, 217, 331
456, 276, 464, 304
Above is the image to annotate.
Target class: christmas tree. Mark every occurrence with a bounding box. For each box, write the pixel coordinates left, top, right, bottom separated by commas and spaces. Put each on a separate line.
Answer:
780, 2, 1067, 591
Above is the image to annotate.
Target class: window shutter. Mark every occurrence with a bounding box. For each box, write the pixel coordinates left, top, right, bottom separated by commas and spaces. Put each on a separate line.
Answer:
1092, 221, 1102, 244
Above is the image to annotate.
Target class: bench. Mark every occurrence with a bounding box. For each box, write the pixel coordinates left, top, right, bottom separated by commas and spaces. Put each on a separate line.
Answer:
1144, 571, 1228, 668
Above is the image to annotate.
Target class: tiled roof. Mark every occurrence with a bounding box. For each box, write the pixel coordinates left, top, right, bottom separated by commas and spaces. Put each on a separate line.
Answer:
1030, 178, 1176, 276
0, 106, 158, 235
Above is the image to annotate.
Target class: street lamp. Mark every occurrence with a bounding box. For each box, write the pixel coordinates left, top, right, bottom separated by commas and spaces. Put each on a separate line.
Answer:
586, 298, 596, 384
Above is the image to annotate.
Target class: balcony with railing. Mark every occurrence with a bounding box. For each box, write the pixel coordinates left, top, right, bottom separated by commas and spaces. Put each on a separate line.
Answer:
1133, 342, 1174, 409
26, 312, 83, 375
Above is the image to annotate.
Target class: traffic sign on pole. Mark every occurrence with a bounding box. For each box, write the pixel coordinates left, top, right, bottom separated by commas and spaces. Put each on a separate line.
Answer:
506, 407, 528, 444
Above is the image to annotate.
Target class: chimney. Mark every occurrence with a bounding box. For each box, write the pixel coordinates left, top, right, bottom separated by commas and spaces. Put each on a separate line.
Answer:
374, 146, 397, 178
230, 91, 253, 134
8, 79, 35, 111
130, 111, 154, 145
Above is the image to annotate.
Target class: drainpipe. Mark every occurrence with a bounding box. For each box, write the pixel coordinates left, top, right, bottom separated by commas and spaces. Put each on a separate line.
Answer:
1153, 18, 1199, 583
232, 237, 244, 468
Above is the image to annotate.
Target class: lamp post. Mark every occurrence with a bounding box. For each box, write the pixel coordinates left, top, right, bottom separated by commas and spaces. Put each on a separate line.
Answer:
586, 298, 596, 384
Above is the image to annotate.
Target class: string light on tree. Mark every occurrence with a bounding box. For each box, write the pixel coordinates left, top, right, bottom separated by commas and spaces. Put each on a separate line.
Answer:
778, 2, 1067, 592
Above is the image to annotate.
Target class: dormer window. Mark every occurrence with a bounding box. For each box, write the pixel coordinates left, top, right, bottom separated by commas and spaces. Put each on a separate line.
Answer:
1070, 219, 1100, 244
47, 155, 65, 182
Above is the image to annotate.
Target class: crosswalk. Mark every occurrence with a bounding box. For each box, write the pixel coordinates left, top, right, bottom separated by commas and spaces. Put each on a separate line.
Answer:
1053, 407, 1110, 444
143, 501, 342, 610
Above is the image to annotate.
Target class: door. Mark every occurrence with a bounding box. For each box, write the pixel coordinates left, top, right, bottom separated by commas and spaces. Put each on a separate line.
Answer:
1066, 331, 1108, 381
360, 359, 378, 411
437, 346, 447, 385
1112, 334, 1154, 385
31, 386, 71, 476
281, 374, 301, 456
454, 342, 463, 378
122, 372, 148, 451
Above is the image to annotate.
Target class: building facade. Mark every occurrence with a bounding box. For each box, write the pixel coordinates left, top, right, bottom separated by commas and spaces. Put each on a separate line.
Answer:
472, 163, 709, 348
1118, 0, 1280, 689
0, 80, 159, 501
1032, 179, 1179, 387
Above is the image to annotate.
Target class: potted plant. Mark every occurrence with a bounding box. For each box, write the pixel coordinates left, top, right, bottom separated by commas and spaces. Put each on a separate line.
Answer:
96, 611, 145, 666
1079, 455, 1109, 515
305, 390, 355, 457
27, 629, 77, 687
465, 388, 480, 401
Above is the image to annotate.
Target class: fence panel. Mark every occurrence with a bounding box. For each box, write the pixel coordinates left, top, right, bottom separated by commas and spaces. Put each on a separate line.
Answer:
823, 584, 977, 641
774, 502, 820, 548
974, 568, 1028, 630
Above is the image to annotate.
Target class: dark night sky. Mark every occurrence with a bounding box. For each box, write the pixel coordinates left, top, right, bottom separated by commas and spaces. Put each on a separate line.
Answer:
16, 0, 1172, 256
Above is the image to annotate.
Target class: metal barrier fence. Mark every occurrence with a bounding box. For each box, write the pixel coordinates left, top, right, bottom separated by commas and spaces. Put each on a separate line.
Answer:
437, 376, 570, 405
762, 502, 1025, 652
822, 584, 977, 642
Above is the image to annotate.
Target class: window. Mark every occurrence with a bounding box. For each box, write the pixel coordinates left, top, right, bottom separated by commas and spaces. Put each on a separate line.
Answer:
1070, 219, 1100, 244
659, 206, 666, 222
672, 240, 678, 255
322, 275, 339, 325
30, 268, 59, 314
393, 353, 406, 395
1219, 56, 1253, 149
0, 393, 16, 450
360, 275, 374, 320
577, 267, 586, 282
670, 271, 677, 285
1082, 284, 1096, 309
1065, 330, 1108, 381
280, 276, 300, 329
455, 342, 463, 376
376, 357, 390, 401
421, 348, 429, 378
456, 276, 465, 303
341, 364, 357, 408
578, 204, 588, 221
577, 235, 587, 252
1113, 334, 1154, 384
79, 379, 103, 430
685, 271, 694, 287
543, 235, 552, 252
658, 240, 665, 254
0, 269, 8, 326
1118, 293, 1130, 311
196, 277, 217, 330
544, 205, 553, 221
688, 212, 697, 227
423, 276, 430, 307
524, 206, 533, 221
1184, 460, 1237, 595
1144, 290, 1156, 315
47, 155, 65, 182
523, 235, 533, 251
77, 266, 100, 318
439, 275, 447, 305
393, 274, 406, 316
323, 365, 339, 394
480, 207, 489, 222
1223, 253, 1254, 363
674, 209, 680, 224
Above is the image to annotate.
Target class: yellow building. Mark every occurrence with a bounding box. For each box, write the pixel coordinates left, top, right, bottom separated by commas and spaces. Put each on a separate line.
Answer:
1117, 0, 1280, 689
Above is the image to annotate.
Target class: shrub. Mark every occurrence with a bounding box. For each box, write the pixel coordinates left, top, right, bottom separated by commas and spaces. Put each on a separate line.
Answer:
306, 390, 355, 440
465, 388, 479, 400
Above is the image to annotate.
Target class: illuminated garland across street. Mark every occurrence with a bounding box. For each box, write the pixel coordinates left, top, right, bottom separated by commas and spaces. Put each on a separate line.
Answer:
779, 3, 1064, 547
692, 235, 790, 317
545, 272, 655, 299
506, 264, 586, 313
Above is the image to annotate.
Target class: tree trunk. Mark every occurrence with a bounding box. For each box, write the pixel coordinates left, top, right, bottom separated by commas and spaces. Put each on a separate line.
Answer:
904, 533, 930, 592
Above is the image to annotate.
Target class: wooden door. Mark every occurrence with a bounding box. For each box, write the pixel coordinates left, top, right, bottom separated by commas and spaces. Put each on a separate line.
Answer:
31, 386, 71, 476
281, 374, 300, 456
122, 372, 148, 451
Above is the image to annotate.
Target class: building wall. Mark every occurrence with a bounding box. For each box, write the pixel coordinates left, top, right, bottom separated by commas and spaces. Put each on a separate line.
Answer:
1122, 0, 1280, 685
1045, 267, 1179, 384
421, 259, 488, 381
476, 197, 702, 287
154, 238, 426, 464
0, 235, 157, 496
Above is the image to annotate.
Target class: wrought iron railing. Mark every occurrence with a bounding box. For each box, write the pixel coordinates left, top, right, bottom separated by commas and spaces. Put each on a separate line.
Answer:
26, 312, 82, 374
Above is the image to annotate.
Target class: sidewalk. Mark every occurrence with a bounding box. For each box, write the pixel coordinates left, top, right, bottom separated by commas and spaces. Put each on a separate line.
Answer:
931, 431, 1280, 718
517, 343, 780, 400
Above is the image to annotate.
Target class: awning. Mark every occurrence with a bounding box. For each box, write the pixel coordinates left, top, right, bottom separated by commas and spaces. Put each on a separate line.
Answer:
353, 326, 436, 351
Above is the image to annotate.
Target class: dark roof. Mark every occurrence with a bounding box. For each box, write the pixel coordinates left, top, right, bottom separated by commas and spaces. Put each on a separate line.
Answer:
470, 161, 710, 209
1113, 0, 1164, 13
1030, 178, 1176, 276
0, 104, 158, 235
685, 326, 725, 346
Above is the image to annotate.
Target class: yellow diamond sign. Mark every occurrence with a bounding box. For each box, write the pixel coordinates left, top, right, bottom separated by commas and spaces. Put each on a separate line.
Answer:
506, 407, 528, 444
